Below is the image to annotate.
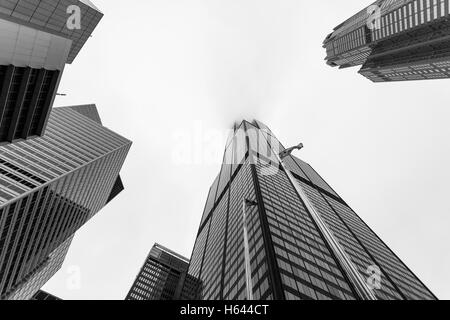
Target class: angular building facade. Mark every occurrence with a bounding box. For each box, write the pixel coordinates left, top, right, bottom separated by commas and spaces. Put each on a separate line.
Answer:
0, 0, 103, 142
0, 105, 132, 300
324, 0, 450, 82
126, 244, 192, 300
186, 120, 436, 300
68, 104, 125, 205
7, 236, 73, 300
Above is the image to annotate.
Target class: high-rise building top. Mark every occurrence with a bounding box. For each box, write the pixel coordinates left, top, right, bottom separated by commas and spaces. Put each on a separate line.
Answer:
0, 0, 103, 64
0, 106, 130, 206
68, 104, 103, 125
126, 244, 193, 300
186, 120, 436, 300
68, 105, 125, 205
0, 1, 103, 143
0, 105, 131, 300
0, 3, 128, 300
324, 0, 450, 82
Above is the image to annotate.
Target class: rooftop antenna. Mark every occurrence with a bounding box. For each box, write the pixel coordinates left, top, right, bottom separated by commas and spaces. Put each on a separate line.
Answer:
279, 143, 304, 159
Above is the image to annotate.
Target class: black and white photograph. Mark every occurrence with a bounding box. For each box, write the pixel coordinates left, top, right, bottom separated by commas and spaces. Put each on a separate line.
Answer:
0, 0, 448, 310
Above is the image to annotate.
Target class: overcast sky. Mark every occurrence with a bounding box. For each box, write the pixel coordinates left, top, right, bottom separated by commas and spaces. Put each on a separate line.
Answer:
44, 0, 450, 300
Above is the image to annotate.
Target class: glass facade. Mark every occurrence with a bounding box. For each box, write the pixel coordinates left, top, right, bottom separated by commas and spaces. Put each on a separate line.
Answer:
126, 244, 193, 300
324, 0, 450, 82
0, 105, 132, 300
185, 120, 436, 300
7, 236, 73, 300
31, 290, 61, 300
0, 66, 60, 142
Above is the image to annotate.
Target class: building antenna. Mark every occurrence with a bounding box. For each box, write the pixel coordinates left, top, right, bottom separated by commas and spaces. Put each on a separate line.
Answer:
279, 143, 304, 159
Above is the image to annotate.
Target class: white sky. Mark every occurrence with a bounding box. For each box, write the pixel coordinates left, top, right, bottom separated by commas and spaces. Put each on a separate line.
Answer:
44, 0, 450, 300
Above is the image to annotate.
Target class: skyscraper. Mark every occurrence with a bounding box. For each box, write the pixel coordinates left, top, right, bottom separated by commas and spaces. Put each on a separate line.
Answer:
324, 0, 450, 82
126, 244, 191, 300
0, 0, 103, 142
0, 105, 132, 300
186, 120, 436, 300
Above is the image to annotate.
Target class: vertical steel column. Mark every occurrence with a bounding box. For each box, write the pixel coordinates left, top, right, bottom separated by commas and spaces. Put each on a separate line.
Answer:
242, 199, 254, 300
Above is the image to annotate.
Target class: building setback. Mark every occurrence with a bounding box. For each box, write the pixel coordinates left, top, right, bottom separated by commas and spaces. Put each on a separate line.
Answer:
0, 105, 131, 300
324, 0, 450, 82
126, 244, 195, 300
0, 0, 103, 142
185, 120, 436, 300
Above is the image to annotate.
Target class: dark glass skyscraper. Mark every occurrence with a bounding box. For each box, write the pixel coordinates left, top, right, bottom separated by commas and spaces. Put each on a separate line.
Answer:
126, 244, 192, 300
0, 105, 131, 300
0, 0, 103, 142
186, 120, 436, 300
324, 0, 450, 82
